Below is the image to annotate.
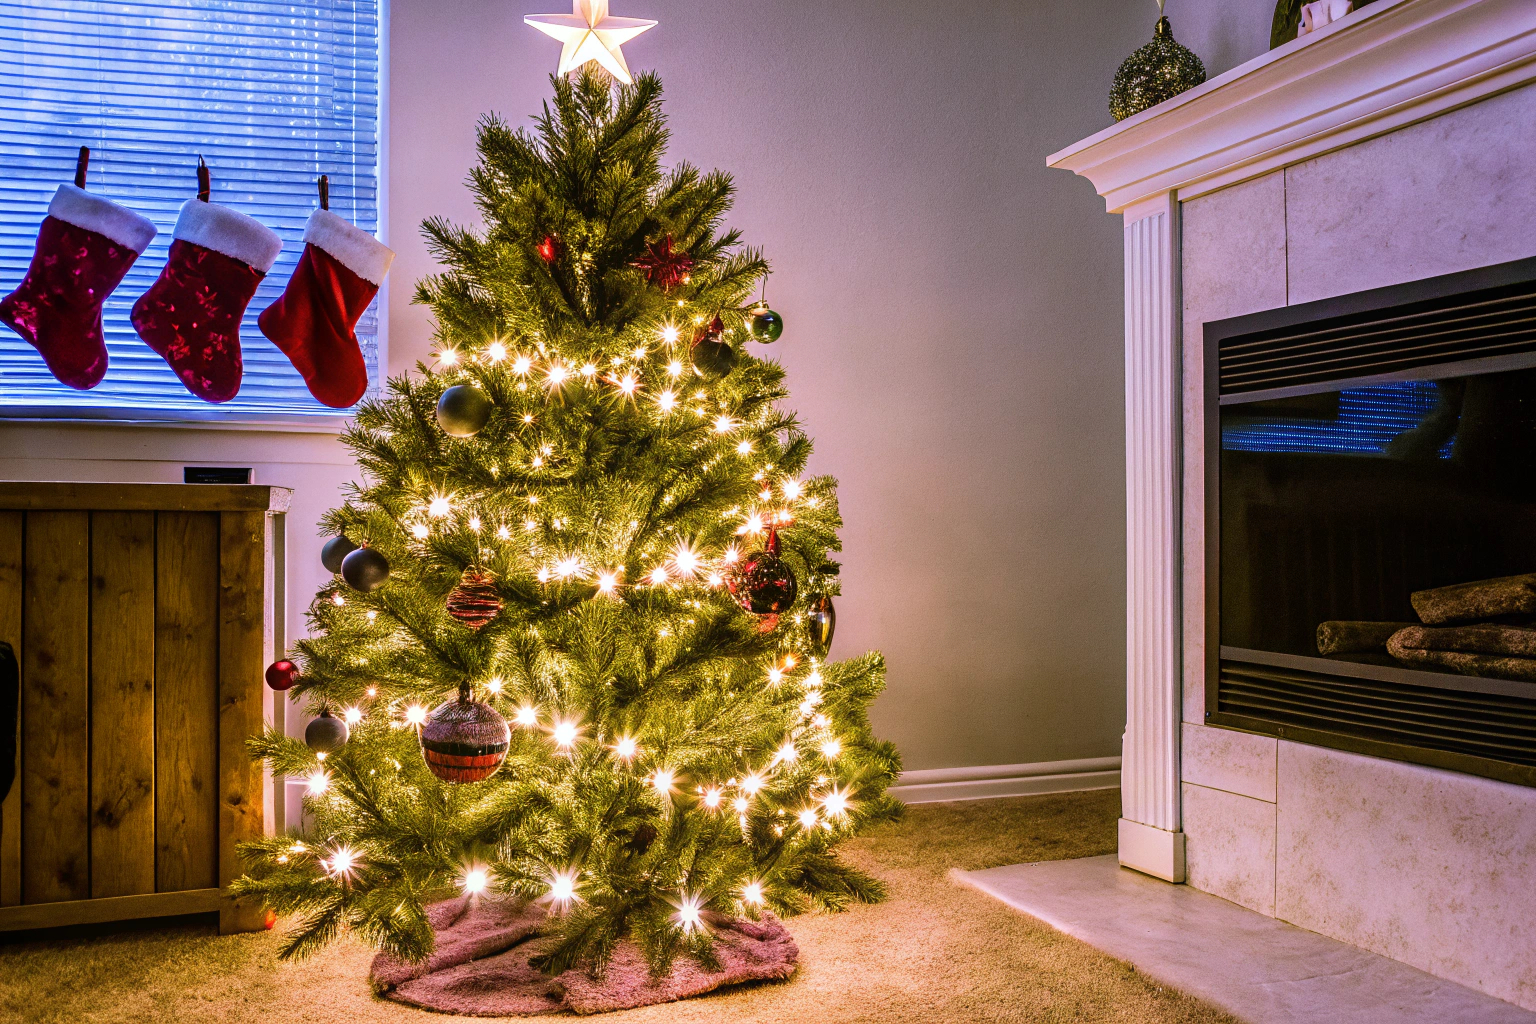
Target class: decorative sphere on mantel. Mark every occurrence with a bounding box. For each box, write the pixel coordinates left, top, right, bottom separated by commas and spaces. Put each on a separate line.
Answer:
1109, 8, 1206, 123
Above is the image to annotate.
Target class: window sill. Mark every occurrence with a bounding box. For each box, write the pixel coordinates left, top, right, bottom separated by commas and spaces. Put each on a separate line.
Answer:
0, 409, 351, 434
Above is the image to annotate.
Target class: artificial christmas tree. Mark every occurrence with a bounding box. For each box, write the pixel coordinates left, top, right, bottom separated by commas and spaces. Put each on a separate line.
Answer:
234, 70, 897, 998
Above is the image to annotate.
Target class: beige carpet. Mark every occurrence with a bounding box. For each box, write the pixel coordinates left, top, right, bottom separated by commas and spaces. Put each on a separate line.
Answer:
0, 790, 1236, 1023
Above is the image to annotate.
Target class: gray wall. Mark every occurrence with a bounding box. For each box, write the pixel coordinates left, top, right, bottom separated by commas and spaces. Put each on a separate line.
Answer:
387, 0, 1273, 771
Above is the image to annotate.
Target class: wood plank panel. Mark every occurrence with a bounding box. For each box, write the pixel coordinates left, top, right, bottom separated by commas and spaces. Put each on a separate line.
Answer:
217, 511, 270, 933
0, 511, 21, 907
0, 887, 221, 931
0, 483, 291, 514
89, 512, 157, 898
154, 512, 219, 892
21, 511, 90, 904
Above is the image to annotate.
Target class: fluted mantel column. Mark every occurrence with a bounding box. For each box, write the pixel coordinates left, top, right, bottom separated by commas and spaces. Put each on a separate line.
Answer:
1118, 193, 1185, 883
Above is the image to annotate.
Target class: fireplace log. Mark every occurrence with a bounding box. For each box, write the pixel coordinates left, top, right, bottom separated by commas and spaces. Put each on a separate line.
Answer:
1410, 573, 1536, 625
1316, 620, 1414, 656
1386, 635, 1536, 682
1388, 624, 1536, 658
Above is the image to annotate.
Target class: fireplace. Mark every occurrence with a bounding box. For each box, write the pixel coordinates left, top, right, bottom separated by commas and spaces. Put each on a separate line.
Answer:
1206, 255, 1536, 787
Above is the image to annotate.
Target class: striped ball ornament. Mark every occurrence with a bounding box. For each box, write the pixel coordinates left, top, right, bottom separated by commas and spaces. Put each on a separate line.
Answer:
420, 686, 510, 783
446, 570, 502, 630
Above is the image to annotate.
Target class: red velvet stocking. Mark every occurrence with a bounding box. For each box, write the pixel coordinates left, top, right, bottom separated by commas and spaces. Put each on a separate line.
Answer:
0, 185, 156, 390
130, 199, 282, 403
258, 209, 393, 409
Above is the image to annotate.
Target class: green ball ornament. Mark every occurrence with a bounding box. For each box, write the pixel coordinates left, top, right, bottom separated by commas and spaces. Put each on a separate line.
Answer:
1109, 11, 1206, 123
691, 315, 738, 378
436, 385, 493, 438
745, 303, 783, 343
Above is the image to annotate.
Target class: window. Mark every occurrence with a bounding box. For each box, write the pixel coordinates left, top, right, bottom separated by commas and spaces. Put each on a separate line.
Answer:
0, 0, 382, 419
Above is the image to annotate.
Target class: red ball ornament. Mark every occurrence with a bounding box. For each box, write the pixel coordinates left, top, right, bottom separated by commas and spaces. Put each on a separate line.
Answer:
537, 235, 563, 263
266, 659, 300, 691
420, 684, 511, 783
728, 526, 799, 615
447, 570, 502, 630
631, 234, 693, 291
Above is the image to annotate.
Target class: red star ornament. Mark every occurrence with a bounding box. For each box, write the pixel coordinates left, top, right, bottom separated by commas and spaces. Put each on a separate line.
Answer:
631, 235, 693, 291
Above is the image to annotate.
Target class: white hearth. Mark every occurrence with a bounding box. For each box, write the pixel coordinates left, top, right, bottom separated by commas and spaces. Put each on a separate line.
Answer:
1049, 0, 1536, 1010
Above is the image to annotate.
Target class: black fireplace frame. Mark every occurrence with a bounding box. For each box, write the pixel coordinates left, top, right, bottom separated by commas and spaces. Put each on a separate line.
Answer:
1202, 254, 1536, 788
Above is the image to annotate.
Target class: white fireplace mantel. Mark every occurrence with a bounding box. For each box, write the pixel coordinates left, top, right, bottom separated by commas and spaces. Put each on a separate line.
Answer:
1050, 0, 1536, 217
1049, 0, 1536, 884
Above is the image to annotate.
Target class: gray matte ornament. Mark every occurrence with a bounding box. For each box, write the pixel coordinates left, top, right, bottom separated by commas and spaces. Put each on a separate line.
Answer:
321, 536, 357, 574
305, 709, 350, 753
342, 546, 390, 592
436, 384, 494, 437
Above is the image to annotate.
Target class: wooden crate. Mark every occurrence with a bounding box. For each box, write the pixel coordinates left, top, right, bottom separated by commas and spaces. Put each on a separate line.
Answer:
0, 482, 289, 933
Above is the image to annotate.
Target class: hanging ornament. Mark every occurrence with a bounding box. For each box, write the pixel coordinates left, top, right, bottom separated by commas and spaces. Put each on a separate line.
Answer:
342, 546, 390, 592
420, 684, 511, 783
266, 659, 300, 691
447, 570, 503, 630
536, 234, 563, 263
631, 235, 693, 291
305, 708, 350, 753
436, 384, 494, 438
744, 302, 783, 343
806, 593, 836, 655
728, 526, 799, 615
1109, 1, 1206, 122
691, 315, 737, 377
321, 535, 357, 574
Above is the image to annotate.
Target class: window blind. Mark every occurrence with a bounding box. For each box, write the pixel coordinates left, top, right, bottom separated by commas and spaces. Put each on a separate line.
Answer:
0, 0, 381, 418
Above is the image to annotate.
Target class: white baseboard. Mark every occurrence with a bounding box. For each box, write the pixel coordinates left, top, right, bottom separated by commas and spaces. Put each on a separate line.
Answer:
1118, 817, 1186, 883
888, 756, 1122, 804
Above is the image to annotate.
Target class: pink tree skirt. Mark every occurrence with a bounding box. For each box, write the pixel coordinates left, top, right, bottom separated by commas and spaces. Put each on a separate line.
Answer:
370, 897, 799, 1016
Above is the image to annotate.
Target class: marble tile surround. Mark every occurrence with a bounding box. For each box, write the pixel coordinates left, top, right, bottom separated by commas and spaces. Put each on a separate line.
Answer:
1183, 782, 1276, 916
1175, 83, 1536, 1011
1181, 722, 1276, 802
1276, 742, 1536, 1011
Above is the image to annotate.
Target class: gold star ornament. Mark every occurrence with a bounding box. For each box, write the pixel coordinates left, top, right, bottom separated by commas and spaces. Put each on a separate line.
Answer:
525, 0, 657, 85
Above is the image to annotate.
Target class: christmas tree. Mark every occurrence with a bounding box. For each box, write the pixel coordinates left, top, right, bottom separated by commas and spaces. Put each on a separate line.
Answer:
235, 71, 900, 978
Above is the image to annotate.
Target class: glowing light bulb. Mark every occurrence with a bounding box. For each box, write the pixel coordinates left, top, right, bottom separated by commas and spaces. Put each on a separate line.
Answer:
821, 738, 841, 759
555, 556, 582, 579
741, 513, 764, 535
652, 768, 675, 795
428, 494, 452, 518
486, 677, 503, 694
675, 894, 703, 933
512, 354, 533, 375
797, 809, 818, 829
546, 364, 569, 387
332, 592, 347, 606
782, 479, 803, 500
702, 788, 722, 809
660, 323, 680, 345
722, 545, 741, 564
804, 670, 822, 688
657, 389, 677, 413
775, 742, 798, 765
742, 881, 764, 906
552, 720, 579, 749
597, 571, 621, 595
496, 524, 512, 540
468, 515, 482, 531
343, 707, 363, 725
411, 523, 430, 540
438, 349, 459, 366
649, 565, 669, 586
707, 571, 724, 588
736, 439, 753, 455
580, 362, 597, 378
741, 773, 764, 795
366, 610, 378, 621
734, 797, 749, 812
328, 847, 357, 877
306, 770, 330, 796
713, 414, 735, 434
463, 867, 490, 894
515, 705, 538, 727
405, 704, 428, 727
547, 870, 579, 909
486, 341, 507, 363
531, 455, 544, 468
614, 736, 638, 760
615, 373, 639, 396
366, 687, 377, 697
537, 567, 552, 583
768, 667, 784, 685
667, 360, 683, 378
821, 787, 850, 818
670, 543, 700, 578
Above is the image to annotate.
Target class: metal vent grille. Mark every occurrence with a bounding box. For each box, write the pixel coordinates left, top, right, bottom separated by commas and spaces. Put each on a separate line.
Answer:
1218, 282, 1536, 396
1216, 660, 1536, 779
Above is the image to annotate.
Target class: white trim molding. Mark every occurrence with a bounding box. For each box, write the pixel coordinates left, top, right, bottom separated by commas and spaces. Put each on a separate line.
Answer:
890, 757, 1121, 805
1047, 0, 1536, 213
1120, 196, 1184, 882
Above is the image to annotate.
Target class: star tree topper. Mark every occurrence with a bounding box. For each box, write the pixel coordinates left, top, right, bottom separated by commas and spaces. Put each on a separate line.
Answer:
525, 0, 657, 85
